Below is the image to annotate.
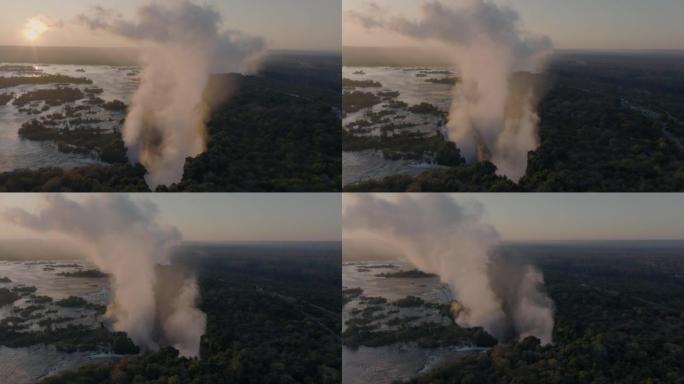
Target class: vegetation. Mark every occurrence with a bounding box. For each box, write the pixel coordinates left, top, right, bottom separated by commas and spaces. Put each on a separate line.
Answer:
18, 120, 128, 163
343, 130, 464, 166
378, 90, 400, 99
0, 92, 13, 105
47, 263, 83, 268
0, 287, 20, 306
58, 269, 108, 278
345, 322, 497, 350
425, 77, 458, 85
408, 102, 446, 116
0, 164, 150, 192
407, 243, 684, 383
377, 269, 437, 279
55, 296, 106, 313
345, 53, 684, 191
102, 99, 126, 112
0, 53, 341, 192
0, 286, 134, 354
345, 161, 519, 192
14, 87, 85, 107
0, 74, 92, 89
0, 323, 139, 354
166, 73, 341, 192
12, 285, 37, 295
343, 293, 497, 350
342, 78, 382, 88
30, 295, 54, 304
343, 287, 364, 306
0, 65, 42, 73
394, 296, 426, 308
342, 91, 382, 113
84, 87, 104, 95
41, 243, 341, 383
519, 81, 684, 191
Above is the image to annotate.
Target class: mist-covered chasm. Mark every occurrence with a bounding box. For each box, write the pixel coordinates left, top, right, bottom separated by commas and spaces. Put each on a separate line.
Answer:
3, 195, 206, 357
348, 0, 553, 181
77, 0, 266, 188
343, 194, 554, 344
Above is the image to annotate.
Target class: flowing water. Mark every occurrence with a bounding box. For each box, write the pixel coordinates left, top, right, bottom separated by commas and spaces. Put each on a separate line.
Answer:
0, 260, 114, 383
342, 67, 455, 186
342, 261, 485, 384
0, 63, 138, 172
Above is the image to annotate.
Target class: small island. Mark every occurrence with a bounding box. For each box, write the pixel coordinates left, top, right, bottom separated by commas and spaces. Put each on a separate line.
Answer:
0, 92, 13, 105
343, 287, 363, 305
0, 288, 20, 306
342, 91, 382, 113
407, 102, 445, 116
19, 119, 127, 163
0, 74, 92, 89
342, 78, 383, 88
376, 269, 438, 278
425, 76, 458, 85
58, 269, 108, 278
343, 291, 497, 349
14, 87, 84, 107
55, 295, 106, 313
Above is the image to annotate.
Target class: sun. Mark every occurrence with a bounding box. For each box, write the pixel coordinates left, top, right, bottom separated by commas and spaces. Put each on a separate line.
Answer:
22, 18, 50, 42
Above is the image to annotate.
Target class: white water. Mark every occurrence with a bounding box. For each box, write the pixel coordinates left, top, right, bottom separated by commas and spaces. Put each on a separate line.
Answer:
0, 63, 138, 172
342, 67, 455, 186
0, 260, 114, 383
0, 345, 111, 384
342, 261, 484, 384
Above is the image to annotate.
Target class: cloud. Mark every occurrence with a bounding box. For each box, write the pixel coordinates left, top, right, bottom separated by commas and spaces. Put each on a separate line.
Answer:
3, 195, 206, 356
78, 1, 266, 187
347, 0, 553, 181
344, 194, 554, 344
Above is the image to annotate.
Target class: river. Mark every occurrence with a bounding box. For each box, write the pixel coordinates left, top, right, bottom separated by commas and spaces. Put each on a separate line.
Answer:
0, 63, 138, 172
0, 260, 114, 383
342, 261, 485, 384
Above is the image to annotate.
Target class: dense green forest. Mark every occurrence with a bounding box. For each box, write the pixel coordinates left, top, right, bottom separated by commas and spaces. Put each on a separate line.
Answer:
405, 242, 684, 383
0, 52, 341, 192
165, 73, 340, 192
345, 52, 684, 192
41, 243, 342, 384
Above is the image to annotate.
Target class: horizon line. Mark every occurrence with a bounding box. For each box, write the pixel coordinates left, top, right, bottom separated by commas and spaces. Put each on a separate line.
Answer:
342, 45, 684, 53
501, 239, 684, 245
0, 44, 341, 54
0, 238, 342, 244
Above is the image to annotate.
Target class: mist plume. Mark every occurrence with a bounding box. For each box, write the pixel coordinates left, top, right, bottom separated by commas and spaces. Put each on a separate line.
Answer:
3, 195, 206, 357
343, 194, 554, 344
78, 1, 266, 188
348, 0, 552, 181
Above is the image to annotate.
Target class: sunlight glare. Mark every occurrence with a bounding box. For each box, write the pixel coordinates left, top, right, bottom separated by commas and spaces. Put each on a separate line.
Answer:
22, 18, 50, 42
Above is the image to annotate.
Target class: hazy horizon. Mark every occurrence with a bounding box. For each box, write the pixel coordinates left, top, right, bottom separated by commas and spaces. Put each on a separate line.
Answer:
343, 45, 684, 53
341, 44, 684, 67
0, 0, 340, 52
343, 0, 684, 51
343, 194, 684, 243
0, 44, 341, 53
0, 194, 342, 243
0, 238, 342, 262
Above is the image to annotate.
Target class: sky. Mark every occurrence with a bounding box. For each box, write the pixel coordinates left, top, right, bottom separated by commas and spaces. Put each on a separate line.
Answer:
1, 193, 683, 244
342, 194, 684, 242
0, 194, 341, 243
0, 0, 340, 51
343, 0, 684, 50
